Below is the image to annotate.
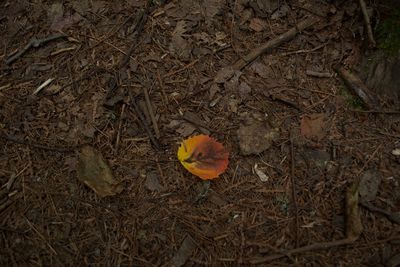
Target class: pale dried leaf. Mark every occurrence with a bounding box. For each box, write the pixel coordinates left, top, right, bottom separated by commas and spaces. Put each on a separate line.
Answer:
238, 82, 251, 99
228, 97, 240, 113
301, 221, 319, 228
271, 4, 289, 20
254, 163, 268, 182
345, 181, 363, 240
171, 235, 196, 267
250, 62, 269, 78
145, 171, 164, 192
173, 20, 188, 36
48, 3, 64, 27
183, 111, 210, 135
170, 20, 192, 60
209, 83, 220, 100
202, 0, 224, 19
359, 170, 381, 202
170, 35, 191, 60
77, 146, 123, 197
237, 119, 279, 155
224, 71, 241, 91
214, 67, 235, 83
176, 122, 196, 137
214, 31, 227, 46
71, 0, 89, 14
392, 148, 400, 156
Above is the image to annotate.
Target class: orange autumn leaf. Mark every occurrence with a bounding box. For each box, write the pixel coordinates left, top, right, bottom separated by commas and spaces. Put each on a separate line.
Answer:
177, 135, 229, 180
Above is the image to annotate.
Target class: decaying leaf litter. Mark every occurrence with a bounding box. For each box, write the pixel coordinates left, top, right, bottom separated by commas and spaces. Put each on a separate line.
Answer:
1, 0, 400, 265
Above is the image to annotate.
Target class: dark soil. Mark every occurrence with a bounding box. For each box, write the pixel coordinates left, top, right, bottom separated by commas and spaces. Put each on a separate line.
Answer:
1, 0, 399, 266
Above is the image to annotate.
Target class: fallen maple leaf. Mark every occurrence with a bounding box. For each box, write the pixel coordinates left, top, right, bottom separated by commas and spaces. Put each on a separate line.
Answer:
177, 135, 229, 180
300, 113, 328, 140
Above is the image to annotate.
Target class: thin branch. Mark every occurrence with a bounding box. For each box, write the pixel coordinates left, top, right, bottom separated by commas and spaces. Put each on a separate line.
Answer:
289, 131, 299, 248
359, 0, 376, 48
360, 201, 400, 225
114, 103, 126, 151
251, 238, 355, 264
0, 133, 81, 152
130, 97, 161, 150
306, 70, 332, 78
233, 16, 319, 70
5, 33, 66, 65
350, 109, 400, 114
335, 66, 379, 110
143, 86, 160, 139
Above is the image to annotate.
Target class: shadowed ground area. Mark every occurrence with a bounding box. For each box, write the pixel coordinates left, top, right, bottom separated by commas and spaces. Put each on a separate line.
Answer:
1, 0, 399, 266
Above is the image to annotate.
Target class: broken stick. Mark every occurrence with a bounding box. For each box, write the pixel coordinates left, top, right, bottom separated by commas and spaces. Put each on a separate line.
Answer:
0, 133, 81, 152
233, 16, 319, 70
130, 97, 161, 150
253, 235, 400, 264
359, 0, 376, 48
5, 33, 66, 65
360, 201, 400, 225
143, 86, 160, 139
289, 131, 299, 248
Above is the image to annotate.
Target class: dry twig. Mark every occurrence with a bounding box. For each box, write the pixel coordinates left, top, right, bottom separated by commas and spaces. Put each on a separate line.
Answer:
130, 97, 161, 149
0, 133, 81, 152
254, 234, 400, 264
360, 201, 400, 225
359, 0, 376, 48
114, 103, 126, 151
5, 33, 66, 65
335, 66, 379, 110
143, 86, 160, 139
251, 238, 354, 264
306, 70, 332, 78
233, 16, 319, 70
289, 131, 299, 248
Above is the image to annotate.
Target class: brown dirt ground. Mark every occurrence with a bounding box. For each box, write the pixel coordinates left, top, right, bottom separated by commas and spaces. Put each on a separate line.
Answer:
1, 0, 400, 266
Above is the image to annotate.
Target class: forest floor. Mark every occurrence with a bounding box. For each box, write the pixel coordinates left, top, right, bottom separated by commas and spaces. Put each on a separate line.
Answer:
1, 0, 399, 266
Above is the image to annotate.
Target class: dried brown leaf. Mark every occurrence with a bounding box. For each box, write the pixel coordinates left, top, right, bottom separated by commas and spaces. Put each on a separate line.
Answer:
171, 235, 197, 267
238, 81, 251, 99
214, 67, 235, 83
249, 62, 269, 78
145, 171, 164, 192
169, 20, 192, 60
77, 146, 123, 197
202, 0, 224, 19
249, 18, 266, 32
300, 113, 328, 140
237, 119, 279, 155
359, 170, 381, 202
